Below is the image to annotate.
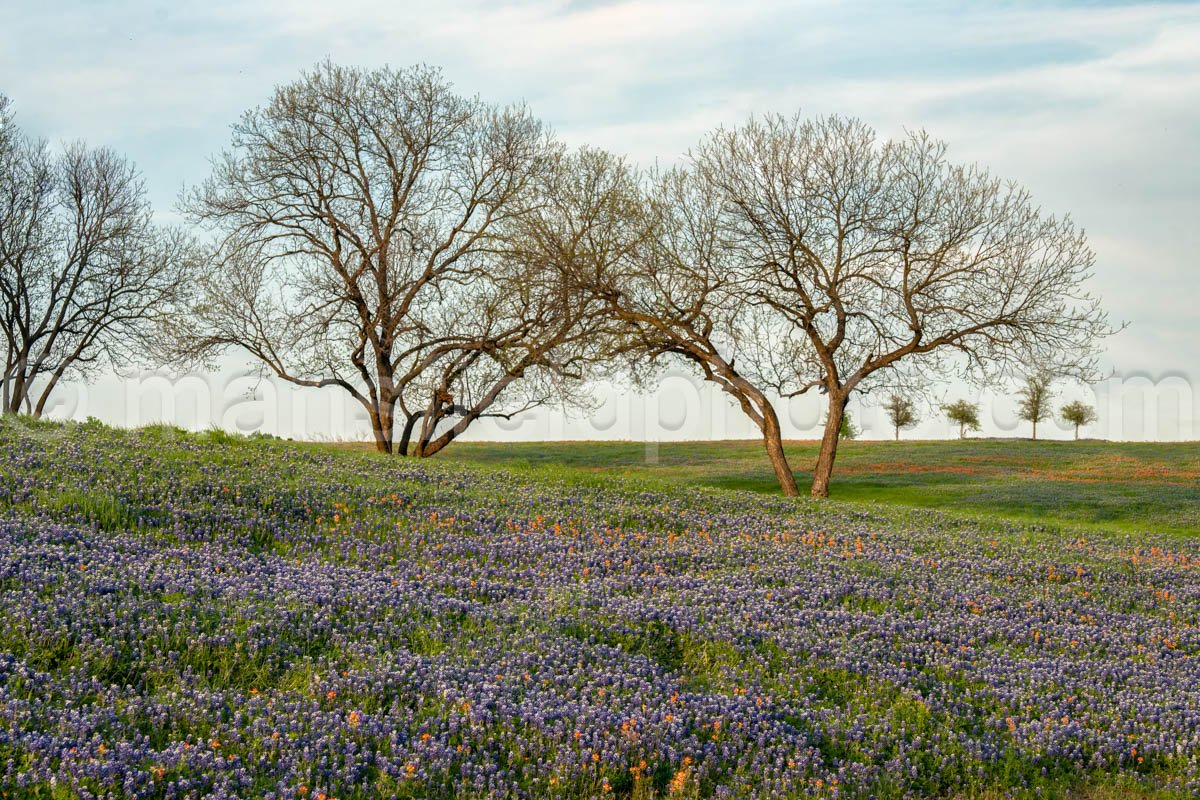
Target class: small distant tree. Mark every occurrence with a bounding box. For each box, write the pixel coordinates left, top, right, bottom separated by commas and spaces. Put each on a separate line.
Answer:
942, 400, 981, 439
1060, 400, 1097, 440
1016, 371, 1056, 439
882, 394, 919, 441
821, 408, 859, 440
839, 411, 859, 441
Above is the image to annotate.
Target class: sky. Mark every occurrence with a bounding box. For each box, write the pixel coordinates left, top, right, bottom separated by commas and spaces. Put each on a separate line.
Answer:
1, 0, 1197, 441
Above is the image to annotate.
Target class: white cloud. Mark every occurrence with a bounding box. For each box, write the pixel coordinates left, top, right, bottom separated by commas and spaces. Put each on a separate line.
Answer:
2, 0, 1196, 437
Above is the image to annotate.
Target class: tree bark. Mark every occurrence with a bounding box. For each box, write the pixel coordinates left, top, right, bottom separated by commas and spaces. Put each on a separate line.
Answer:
7, 370, 27, 416
1032, 419, 1037, 440
714, 367, 799, 497
367, 401, 395, 454
413, 408, 443, 458
419, 373, 521, 458
1, 354, 10, 413
33, 364, 72, 417
759, 401, 799, 497
417, 418, 457, 458
397, 412, 422, 456
811, 392, 847, 498
33, 385, 52, 418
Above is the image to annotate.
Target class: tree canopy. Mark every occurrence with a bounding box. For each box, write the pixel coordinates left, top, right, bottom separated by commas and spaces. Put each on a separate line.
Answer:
2, 72, 1118, 492
1060, 399, 1098, 440
1016, 370, 1056, 440
174, 63, 609, 455
0, 95, 195, 416
883, 394, 919, 440
553, 114, 1112, 495
943, 399, 982, 439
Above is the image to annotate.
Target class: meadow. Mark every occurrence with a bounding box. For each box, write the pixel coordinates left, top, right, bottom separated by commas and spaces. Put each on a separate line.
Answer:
1, 418, 1199, 799
433, 438, 1200, 537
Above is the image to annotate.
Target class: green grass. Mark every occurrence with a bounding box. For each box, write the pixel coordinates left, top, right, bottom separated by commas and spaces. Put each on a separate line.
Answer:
2, 417, 1197, 798
423, 437, 1200, 535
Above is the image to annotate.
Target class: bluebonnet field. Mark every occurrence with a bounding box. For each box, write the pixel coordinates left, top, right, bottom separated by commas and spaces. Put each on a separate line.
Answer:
0, 418, 1197, 799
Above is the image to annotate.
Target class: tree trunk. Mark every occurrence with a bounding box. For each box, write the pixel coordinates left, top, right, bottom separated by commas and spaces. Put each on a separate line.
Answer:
759, 402, 799, 497
7, 371, 27, 415
1074, 425, 1079, 441
418, 420, 459, 458
718, 372, 798, 497
894, 425, 899, 441
959, 422, 965, 439
381, 402, 395, 453
34, 338, 96, 417
1032, 419, 1037, 440
811, 392, 847, 498
33, 387, 51, 418
419, 373, 520, 458
414, 415, 437, 457
675, 348, 800, 496
397, 412, 421, 456
368, 401, 395, 454
413, 389, 452, 458
34, 371, 67, 417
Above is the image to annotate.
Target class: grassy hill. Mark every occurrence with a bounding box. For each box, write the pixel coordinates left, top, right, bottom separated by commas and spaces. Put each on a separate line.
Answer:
426, 437, 1200, 536
1, 418, 1197, 798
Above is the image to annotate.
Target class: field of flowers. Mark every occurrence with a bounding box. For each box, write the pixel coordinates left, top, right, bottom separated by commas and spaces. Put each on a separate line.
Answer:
1, 419, 1198, 799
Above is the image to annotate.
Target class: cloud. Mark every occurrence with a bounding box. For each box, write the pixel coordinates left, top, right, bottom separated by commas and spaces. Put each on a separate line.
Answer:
1, 0, 1195, 436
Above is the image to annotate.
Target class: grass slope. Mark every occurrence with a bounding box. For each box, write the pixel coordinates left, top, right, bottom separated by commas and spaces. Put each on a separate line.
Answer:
1, 418, 1197, 798
427, 438, 1200, 535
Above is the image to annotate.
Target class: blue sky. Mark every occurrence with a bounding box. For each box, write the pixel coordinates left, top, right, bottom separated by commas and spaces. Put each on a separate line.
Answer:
1, 0, 1197, 438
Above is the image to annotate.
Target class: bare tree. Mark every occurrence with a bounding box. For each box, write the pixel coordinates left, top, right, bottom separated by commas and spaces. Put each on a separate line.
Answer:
176, 63, 603, 454
942, 399, 981, 439
1059, 399, 1097, 440
682, 114, 1112, 496
0, 95, 194, 416
882, 393, 918, 440
1016, 370, 1056, 439
532, 149, 807, 494
534, 115, 1112, 496
395, 235, 614, 457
